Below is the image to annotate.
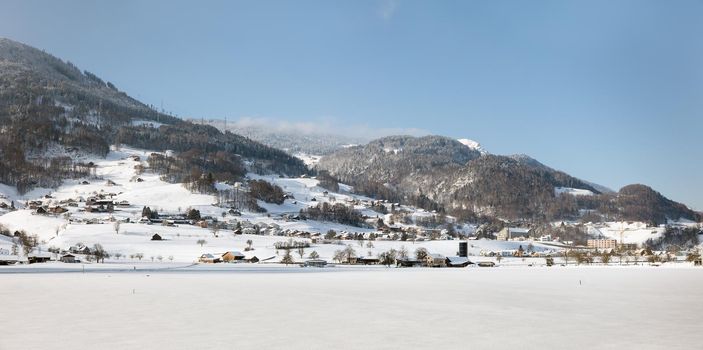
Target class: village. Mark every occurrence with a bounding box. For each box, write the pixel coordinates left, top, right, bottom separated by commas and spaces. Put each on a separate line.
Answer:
1, 147, 702, 270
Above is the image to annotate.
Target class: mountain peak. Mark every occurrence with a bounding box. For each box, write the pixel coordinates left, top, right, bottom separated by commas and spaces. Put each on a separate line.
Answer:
457, 138, 487, 154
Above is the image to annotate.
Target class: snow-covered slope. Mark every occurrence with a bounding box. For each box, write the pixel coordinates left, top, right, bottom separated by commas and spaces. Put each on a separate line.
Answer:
0, 146, 566, 263
457, 138, 487, 154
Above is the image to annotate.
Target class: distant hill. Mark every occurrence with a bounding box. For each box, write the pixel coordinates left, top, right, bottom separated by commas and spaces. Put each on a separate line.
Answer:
0, 38, 307, 193
318, 135, 699, 224
199, 118, 368, 156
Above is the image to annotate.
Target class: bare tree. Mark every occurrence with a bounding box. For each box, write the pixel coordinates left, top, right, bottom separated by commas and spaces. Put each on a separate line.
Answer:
297, 246, 305, 259
309, 251, 319, 259
414, 247, 429, 261
168, 255, 174, 262
135, 253, 144, 260
197, 239, 207, 247
281, 250, 294, 265
113, 221, 121, 235
210, 223, 220, 237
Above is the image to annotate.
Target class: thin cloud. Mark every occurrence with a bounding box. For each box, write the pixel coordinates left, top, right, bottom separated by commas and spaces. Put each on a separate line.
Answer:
378, 0, 399, 20
224, 116, 428, 141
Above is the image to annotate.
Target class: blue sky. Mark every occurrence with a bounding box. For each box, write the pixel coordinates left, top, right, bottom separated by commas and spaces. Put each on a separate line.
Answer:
1, 0, 701, 210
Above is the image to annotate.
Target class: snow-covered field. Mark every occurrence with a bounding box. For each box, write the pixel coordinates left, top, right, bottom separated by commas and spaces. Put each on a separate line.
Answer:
1, 266, 701, 349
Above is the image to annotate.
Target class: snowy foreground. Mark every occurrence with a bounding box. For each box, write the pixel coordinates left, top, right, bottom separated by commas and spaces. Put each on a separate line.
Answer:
1, 266, 702, 349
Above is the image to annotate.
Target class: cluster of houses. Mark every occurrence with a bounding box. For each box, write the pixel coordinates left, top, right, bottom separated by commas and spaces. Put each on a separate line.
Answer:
25, 191, 132, 217
198, 251, 266, 264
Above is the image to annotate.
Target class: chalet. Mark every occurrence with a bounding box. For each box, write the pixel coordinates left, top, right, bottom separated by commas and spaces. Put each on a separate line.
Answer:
28, 200, 43, 209
199, 254, 221, 263
497, 227, 531, 241
151, 234, 163, 241
425, 253, 446, 267
0, 202, 8, 209
303, 259, 327, 267
69, 245, 91, 255
115, 200, 130, 207
81, 181, 90, 185
60, 254, 77, 263
446, 256, 474, 267
221, 251, 246, 262
36, 206, 48, 214
28, 252, 52, 264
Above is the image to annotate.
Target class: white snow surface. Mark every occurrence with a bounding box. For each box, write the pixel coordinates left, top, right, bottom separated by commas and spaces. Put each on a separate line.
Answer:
1, 267, 702, 349
457, 138, 487, 154
555, 186, 595, 196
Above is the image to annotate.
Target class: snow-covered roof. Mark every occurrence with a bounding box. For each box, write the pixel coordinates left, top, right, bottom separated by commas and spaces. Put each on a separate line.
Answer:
222, 251, 245, 257
508, 228, 530, 234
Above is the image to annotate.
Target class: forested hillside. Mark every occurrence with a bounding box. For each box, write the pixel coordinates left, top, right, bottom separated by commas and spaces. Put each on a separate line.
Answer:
0, 38, 307, 193
318, 136, 700, 224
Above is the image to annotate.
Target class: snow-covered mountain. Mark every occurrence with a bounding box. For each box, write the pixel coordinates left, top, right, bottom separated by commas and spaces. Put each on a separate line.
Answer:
457, 138, 487, 154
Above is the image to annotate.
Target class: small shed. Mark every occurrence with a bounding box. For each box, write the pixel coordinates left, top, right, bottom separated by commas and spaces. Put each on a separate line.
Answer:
358, 256, 380, 265
151, 233, 163, 241
303, 259, 327, 267
446, 256, 474, 268
244, 256, 260, 263
199, 254, 221, 263
61, 254, 77, 263
0, 255, 20, 265
28, 252, 52, 264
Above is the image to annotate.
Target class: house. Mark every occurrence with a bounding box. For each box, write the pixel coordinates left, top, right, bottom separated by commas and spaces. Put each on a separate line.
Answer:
199, 254, 221, 263
425, 253, 446, 267
497, 227, 531, 241
221, 251, 246, 262
60, 254, 77, 263
303, 259, 327, 267
69, 245, 91, 255
28, 252, 52, 264
151, 234, 163, 241
446, 256, 474, 267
